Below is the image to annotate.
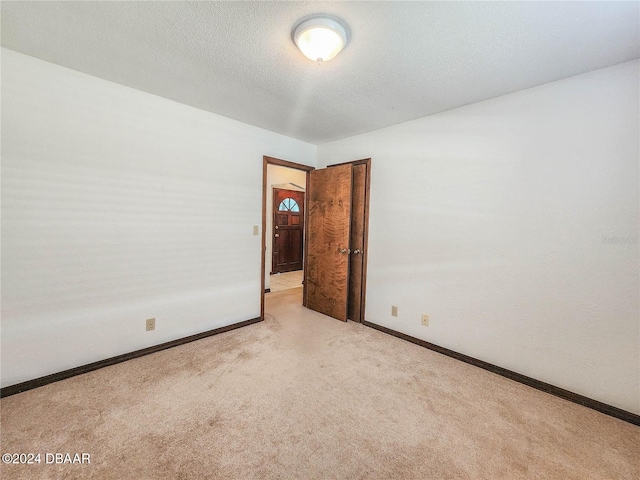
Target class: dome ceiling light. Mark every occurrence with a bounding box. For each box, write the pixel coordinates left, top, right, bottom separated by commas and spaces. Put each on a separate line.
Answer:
292, 15, 349, 64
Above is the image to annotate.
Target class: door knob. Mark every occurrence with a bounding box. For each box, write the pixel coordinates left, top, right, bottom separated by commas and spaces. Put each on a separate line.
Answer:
275, 234, 280, 238
353, 249, 360, 254
339, 248, 351, 254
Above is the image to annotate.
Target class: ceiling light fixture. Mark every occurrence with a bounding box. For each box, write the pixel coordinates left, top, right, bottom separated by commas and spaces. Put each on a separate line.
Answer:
293, 15, 349, 64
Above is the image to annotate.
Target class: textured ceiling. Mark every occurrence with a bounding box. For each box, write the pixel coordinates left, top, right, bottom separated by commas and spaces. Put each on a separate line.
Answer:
2, 1, 638, 144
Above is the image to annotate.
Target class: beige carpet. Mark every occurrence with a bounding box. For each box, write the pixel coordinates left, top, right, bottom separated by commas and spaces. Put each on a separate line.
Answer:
1, 287, 638, 479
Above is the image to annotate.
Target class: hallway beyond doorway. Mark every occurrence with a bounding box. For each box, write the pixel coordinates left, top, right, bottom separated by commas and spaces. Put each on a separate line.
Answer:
269, 270, 303, 292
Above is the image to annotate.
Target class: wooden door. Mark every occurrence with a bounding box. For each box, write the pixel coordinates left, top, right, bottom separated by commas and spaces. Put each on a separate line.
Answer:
348, 164, 367, 322
272, 189, 305, 274
305, 164, 353, 321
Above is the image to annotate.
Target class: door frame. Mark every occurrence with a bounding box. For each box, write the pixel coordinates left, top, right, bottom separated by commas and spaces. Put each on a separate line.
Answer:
261, 156, 314, 320
261, 156, 371, 323
325, 158, 371, 323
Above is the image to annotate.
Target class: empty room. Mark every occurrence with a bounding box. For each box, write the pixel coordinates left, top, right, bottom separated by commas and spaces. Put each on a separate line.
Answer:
1, 1, 638, 479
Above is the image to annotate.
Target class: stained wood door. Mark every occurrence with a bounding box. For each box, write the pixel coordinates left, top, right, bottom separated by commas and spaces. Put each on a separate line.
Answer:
272, 189, 305, 274
305, 164, 353, 321
348, 164, 367, 322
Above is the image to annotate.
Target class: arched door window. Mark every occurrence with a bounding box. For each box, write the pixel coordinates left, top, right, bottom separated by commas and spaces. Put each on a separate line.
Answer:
278, 197, 300, 212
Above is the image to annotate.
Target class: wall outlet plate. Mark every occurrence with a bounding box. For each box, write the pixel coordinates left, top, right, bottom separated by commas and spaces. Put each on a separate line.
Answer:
391, 306, 398, 317
421, 314, 429, 326
146, 318, 156, 331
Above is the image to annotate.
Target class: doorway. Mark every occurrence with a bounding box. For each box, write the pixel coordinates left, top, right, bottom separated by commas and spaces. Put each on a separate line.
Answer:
261, 156, 371, 324
261, 157, 314, 319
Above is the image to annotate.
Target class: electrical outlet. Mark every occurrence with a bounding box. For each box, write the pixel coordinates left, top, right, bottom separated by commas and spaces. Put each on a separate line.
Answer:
391, 306, 398, 317
421, 314, 429, 326
253, 225, 259, 235
146, 318, 156, 331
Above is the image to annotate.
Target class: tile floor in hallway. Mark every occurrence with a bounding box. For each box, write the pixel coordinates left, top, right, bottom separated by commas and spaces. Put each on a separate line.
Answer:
269, 270, 303, 292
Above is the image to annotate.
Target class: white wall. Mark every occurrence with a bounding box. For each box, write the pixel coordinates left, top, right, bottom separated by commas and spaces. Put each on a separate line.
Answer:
265, 164, 307, 288
317, 61, 640, 414
2, 48, 638, 415
0, 49, 316, 387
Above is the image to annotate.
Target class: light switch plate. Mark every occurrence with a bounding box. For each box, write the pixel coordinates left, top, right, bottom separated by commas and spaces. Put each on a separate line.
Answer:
253, 225, 259, 235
